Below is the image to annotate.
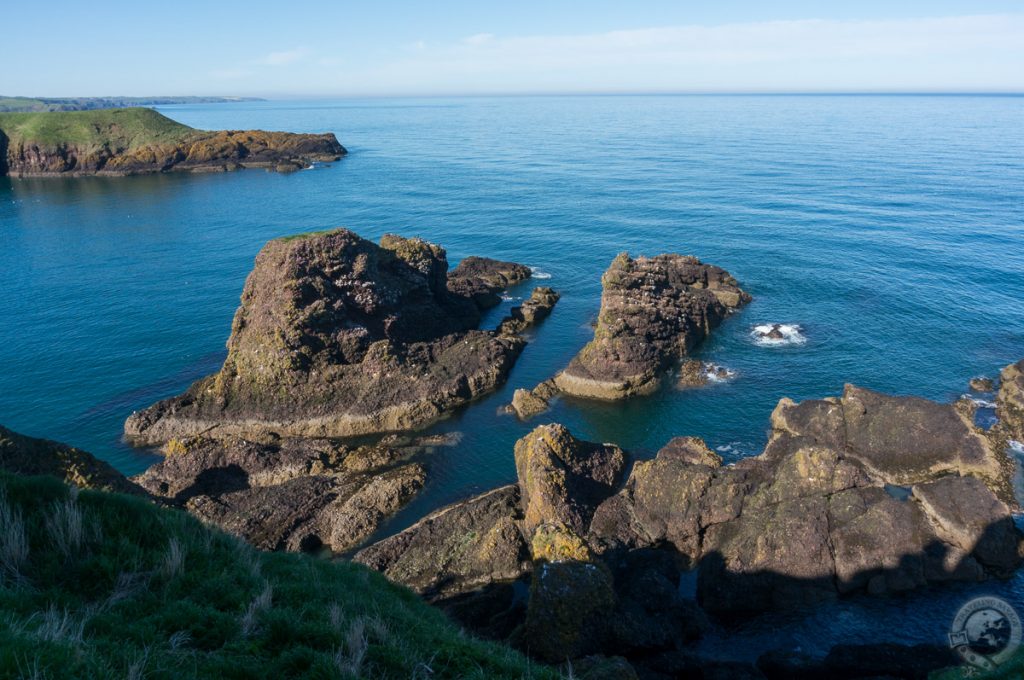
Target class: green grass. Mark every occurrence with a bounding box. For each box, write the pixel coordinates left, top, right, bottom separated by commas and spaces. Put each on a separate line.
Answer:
0, 473, 557, 679
0, 108, 196, 149
277, 229, 346, 243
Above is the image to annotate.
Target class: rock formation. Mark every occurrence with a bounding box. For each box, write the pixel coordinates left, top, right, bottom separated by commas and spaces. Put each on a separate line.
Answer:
125, 229, 547, 444
359, 375, 1022, 669
0, 424, 141, 494
592, 384, 1018, 614
553, 253, 750, 400
0, 108, 345, 177
134, 434, 428, 553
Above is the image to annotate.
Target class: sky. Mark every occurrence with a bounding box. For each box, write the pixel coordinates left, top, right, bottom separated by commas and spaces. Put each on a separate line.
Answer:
5, 0, 1024, 97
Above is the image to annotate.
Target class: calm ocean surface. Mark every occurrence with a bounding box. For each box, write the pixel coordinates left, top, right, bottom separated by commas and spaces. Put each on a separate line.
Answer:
2, 95, 1023, 656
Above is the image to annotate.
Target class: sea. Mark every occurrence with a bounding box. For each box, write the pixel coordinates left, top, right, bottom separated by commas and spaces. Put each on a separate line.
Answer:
2, 94, 1023, 659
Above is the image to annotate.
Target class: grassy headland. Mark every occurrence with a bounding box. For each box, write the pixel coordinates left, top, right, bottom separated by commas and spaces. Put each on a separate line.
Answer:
0, 108, 345, 177
0, 472, 555, 679
0, 108, 196, 149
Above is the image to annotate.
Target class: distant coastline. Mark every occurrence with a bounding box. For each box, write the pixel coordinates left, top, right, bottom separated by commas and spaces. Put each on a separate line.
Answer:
0, 95, 264, 113
0, 107, 344, 177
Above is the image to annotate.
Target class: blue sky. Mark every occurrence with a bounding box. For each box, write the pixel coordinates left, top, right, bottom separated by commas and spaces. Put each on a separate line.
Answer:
5, 0, 1024, 96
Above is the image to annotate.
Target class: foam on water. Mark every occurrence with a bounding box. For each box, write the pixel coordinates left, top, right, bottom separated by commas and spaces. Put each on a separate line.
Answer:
703, 363, 737, 383
961, 394, 997, 409
529, 267, 552, 280
750, 323, 807, 347
1011, 441, 1024, 457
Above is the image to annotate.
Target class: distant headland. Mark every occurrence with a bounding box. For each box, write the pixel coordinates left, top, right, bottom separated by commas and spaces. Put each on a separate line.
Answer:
0, 107, 345, 177
0, 95, 264, 113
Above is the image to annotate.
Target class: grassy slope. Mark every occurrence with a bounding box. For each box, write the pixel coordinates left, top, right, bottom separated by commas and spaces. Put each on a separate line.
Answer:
0, 108, 197, 149
0, 473, 556, 680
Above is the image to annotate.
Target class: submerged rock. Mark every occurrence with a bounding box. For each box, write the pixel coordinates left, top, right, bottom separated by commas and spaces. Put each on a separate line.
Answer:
134, 435, 424, 553
125, 229, 547, 444
0, 424, 141, 494
553, 253, 750, 400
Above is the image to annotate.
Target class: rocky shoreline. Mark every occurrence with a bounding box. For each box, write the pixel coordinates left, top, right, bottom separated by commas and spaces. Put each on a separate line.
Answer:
352, 371, 1024, 674
6, 227, 1024, 677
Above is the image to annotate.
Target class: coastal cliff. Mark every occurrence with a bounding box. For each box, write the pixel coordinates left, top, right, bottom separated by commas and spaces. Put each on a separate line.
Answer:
0, 107, 345, 177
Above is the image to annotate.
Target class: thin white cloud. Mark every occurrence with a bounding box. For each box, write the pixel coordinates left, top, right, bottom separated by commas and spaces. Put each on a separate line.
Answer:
255, 47, 311, 66
340, 14, 1024, 94
462, 33, 495, 46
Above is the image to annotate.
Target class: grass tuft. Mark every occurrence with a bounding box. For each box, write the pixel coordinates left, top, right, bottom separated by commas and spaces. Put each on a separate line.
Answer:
0, 489, 29, 584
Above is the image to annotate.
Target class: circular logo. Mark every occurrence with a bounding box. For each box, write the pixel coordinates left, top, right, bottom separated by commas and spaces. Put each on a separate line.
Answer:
949, 596, 1022, 670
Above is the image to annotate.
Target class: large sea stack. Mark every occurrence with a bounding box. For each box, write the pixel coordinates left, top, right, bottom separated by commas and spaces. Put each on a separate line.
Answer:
125, 229, 545, 445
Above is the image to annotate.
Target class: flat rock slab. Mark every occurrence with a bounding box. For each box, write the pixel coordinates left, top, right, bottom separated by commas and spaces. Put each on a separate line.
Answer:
135, 436, 424, 553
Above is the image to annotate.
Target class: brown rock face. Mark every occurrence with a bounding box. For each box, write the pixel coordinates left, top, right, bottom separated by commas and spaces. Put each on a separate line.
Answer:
2, 129, 345, 177
125, 229, 541, 444
0, 424, 141, 494
497, 287, 560, 336
996, 359, 1024, 442
353, 485, 531, 598
447, 256, 532, 310
554, 253, 750, 400
134, 435, 425, 553
584, 383, 1017, 615
514, 424, 626, 540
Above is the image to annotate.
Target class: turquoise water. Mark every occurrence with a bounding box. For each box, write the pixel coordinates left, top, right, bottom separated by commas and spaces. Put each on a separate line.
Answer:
3, 95, 1024, 655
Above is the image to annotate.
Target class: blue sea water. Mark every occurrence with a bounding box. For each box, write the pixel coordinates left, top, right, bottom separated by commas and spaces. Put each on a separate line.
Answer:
2, 95, 1024, 657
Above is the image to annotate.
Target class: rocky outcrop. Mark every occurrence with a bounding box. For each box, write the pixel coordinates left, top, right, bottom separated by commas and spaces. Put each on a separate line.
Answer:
0, 424, 141, 494
553, 253, 750, 400
514, 424, 626, 546
125, 229, 546, 444
508, 379, 559, 420
135, 435, 426, 553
